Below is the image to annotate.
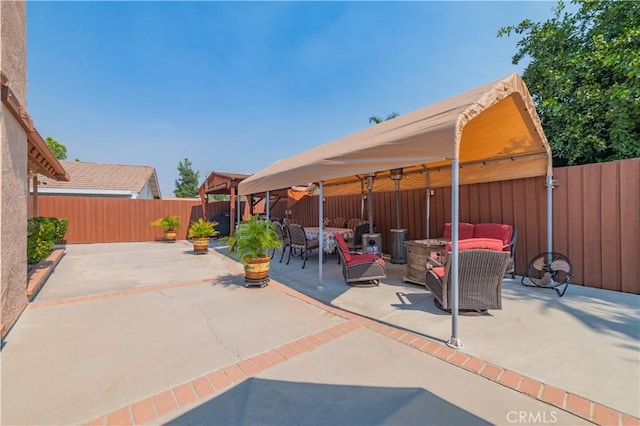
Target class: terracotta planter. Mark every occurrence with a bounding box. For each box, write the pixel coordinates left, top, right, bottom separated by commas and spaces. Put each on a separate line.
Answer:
164, 231, 177, 242
244, 256, 270, 280
193, 237, 210, 254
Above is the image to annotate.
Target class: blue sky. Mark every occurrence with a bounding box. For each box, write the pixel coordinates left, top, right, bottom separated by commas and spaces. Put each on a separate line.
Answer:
27, 1, 559, 197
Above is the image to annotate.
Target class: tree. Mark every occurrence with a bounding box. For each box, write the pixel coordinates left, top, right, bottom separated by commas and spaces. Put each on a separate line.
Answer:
498, 0, 640, 166
174, 158, 200, 198
45, 136, 67, 160
369, 112, 399, 124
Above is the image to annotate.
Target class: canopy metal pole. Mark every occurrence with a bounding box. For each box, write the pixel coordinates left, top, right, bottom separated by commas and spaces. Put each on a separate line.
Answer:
546, 175, 554, 254
318, 181, 324, 290
266, 191, 270, 221
448, 157, 462, 349
367, 174, 374, 234
425, 170, 430, 238
360, 180, 365, 221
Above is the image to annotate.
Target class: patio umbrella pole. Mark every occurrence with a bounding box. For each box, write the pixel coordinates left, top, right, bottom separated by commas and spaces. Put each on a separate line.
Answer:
448, 157, 462, 349
318, 181, 324, 290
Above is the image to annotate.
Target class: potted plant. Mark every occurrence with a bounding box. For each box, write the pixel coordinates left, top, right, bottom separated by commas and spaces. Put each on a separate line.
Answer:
188, 218, 219, 254
151, 215, 181, 242
223, 215, 282, 284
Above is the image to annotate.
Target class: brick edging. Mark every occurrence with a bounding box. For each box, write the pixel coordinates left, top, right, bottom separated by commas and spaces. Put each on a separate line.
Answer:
27, 247, 66, 300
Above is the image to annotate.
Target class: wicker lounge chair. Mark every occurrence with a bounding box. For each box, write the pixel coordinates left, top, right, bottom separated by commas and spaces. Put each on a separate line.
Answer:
425, 238, 510, 312
334, 233, 386, 286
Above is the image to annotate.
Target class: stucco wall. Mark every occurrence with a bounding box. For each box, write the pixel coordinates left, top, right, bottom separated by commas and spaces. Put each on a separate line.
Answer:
1, 0, 27, 102
0, 0, 28, 336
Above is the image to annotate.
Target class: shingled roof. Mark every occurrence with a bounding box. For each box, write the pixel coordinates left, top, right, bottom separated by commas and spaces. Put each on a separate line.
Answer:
36, 161, 161, 198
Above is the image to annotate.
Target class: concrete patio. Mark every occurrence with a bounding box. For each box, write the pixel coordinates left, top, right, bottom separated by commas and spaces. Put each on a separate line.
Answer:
1, 241, 638, 425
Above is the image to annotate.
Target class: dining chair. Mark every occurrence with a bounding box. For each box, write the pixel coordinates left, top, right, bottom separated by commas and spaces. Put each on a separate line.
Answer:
287, 224, 320, 269
331, 217, 346, 228
272, 221, 291, 263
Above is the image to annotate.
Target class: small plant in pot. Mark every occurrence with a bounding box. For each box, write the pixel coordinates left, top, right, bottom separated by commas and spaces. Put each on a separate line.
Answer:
151, 215, 181, 242
188, 218, 219, 254
223, 215, 282, 286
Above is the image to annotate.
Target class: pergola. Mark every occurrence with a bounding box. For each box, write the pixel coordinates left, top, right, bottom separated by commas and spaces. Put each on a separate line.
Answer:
198, 171, 251, 236
239, 73, 554, 347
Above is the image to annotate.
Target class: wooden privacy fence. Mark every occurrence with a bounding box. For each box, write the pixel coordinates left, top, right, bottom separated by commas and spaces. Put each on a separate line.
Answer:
32, 197, 220, 243
30, 158, 639, 294
288, 158, 639, 295
31, 196, 289, 244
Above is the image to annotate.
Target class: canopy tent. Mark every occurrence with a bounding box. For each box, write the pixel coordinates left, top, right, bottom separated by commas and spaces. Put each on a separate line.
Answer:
239, 73, 551, 197
239, 73, 554, 348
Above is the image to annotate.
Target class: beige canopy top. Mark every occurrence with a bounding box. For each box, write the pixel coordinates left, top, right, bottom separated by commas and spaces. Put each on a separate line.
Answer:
239, 73, 551, 197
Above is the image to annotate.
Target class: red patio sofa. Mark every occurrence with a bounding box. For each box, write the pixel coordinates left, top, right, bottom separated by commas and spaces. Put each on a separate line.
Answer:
443, 222, 517, 278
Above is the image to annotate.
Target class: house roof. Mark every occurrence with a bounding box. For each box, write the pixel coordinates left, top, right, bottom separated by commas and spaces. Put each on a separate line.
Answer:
1, 80, 69, 182
37, 161, 161, 198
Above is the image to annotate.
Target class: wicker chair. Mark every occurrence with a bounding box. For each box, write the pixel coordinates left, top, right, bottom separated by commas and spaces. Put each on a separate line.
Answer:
425, 238, 510, 312
272, 221, 290, 263
287, 224, 320, 269
334, 233, 386, 286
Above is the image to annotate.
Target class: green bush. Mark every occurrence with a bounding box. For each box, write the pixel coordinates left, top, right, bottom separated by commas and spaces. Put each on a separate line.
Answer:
27, 217, 69, 264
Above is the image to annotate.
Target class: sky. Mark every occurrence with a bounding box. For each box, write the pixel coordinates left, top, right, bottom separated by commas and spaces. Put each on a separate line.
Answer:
26, 1, 561, 198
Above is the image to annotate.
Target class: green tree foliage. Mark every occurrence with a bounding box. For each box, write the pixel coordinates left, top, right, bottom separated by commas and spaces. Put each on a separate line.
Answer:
498, 0, 640, 166
174, 158, 200, 198
45, 136, 68, 160
369, 112, 399, 124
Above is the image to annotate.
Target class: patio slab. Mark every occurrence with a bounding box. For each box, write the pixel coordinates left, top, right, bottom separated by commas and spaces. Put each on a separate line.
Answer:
156, 328, 588, 426
256, 244, 640, 418
1, 241, 637, 425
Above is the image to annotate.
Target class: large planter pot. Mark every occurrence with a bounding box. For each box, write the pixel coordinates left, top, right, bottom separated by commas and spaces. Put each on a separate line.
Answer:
164, 231, 177, 242
193, 237, 210, 254
244, 256, 270, 281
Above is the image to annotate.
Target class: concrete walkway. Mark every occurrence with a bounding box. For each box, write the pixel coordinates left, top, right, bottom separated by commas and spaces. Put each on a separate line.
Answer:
1, 241, 637, 425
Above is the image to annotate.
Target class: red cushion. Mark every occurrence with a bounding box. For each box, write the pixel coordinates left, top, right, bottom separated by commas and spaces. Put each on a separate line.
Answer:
445, 238, 504, 252
334, 233, 352, 262
443, 222, 475, 240
431, 266, 445, 280
473, 223, 512, 250
346, 253, 382, 266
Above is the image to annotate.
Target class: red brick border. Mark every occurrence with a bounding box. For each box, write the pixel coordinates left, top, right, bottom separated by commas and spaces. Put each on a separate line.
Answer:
28, 278, 217, 310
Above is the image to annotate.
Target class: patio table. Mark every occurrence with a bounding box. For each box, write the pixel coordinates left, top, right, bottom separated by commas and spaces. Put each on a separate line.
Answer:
305, 227, 354, 254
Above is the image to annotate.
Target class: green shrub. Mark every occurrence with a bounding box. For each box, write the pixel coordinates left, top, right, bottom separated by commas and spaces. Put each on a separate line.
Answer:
27, 217, 69, 264
52, 218, 69, 241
